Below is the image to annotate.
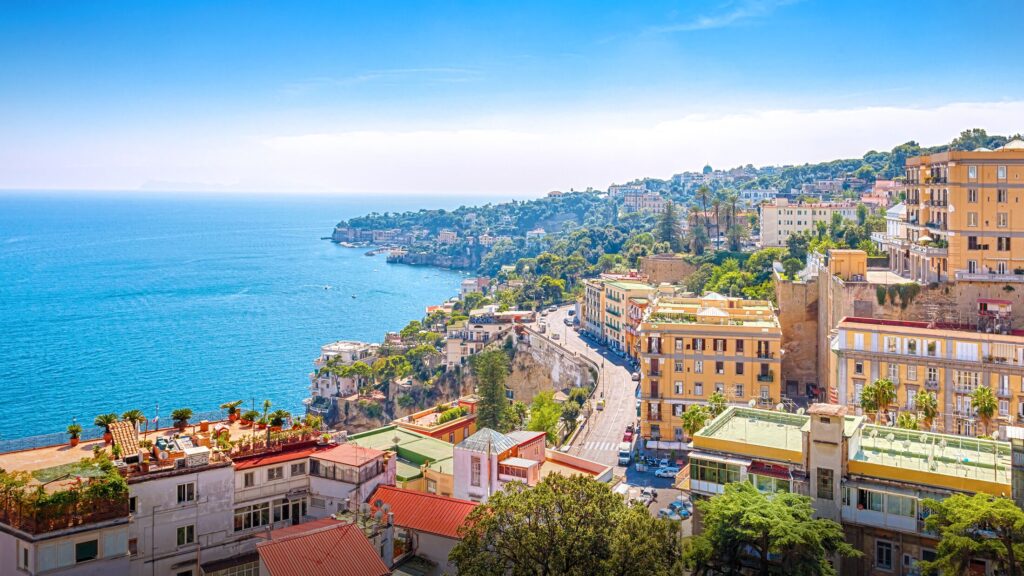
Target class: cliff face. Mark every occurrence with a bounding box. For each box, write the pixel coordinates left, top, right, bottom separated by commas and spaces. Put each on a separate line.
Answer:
386, 251, 477, 270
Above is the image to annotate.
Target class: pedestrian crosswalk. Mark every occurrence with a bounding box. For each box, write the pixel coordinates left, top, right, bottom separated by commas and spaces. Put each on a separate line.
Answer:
582, 441, 619, 452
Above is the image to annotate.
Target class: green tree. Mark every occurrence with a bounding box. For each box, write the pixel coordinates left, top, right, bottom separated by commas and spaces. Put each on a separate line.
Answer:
689, 205, 709, 255
656, 201, 683, 252
472, 348, 511, 431
450, 474, 682, 576
971, 386, 999, 436
786, 231, 811, 262
895, 411, 919, 430
527, 391, 563, 444
781, 258, 803, 279
560, 403, 580, 434
121, 409, 146, 430
708, 391, 727, 417
681, 405, 710, 439
399, 320, 424, 341
921, 493, 1024, 576
914, 389, 938, 430
683, 482, 859, 576
859, 378, 896, 425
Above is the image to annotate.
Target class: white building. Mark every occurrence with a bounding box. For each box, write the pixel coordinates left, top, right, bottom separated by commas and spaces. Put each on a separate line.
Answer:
872, 203, 909, 277
0, 514, 129, 576
607, 183, 646, 197
758, 198, 858, 247
306, 341, 379, 425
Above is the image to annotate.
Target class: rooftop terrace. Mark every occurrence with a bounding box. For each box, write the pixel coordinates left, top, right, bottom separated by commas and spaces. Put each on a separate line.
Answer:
694, 408, 808, 463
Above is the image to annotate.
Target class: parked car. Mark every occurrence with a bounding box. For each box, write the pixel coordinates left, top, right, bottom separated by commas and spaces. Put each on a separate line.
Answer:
541, 310, 549, 317
596, 399, 606, 411
552, 333, 560, 340
654, 466, 681, 478
548, 305, 557, 312
631, 372, 640, 382
657, 458, 670, 469
657, 508, 682, 521
567, 309, 575, 316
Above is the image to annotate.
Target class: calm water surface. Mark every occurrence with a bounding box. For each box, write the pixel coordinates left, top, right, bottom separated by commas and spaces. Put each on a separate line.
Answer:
0, 193, 474, 441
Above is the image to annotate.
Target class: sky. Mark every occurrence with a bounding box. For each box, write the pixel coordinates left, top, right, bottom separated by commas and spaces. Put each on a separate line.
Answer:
1, 0, 1023, 197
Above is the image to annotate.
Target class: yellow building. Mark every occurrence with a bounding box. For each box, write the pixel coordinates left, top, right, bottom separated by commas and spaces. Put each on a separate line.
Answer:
602, 280, 654, 354
685, 404, 1015, 575
637, 293, 782, 449
895, 140, 1024, 283
831, 306, 1024, 437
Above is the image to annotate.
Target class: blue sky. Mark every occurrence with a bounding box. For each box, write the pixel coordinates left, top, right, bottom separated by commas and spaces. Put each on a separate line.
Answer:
2, 0, 1022, 195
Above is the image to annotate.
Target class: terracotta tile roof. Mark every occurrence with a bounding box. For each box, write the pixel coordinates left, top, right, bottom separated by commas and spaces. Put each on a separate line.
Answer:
258, 517, 342, 540
233, 441, 327, 471
109, 421, 139, 457
369, 485, 477, 539
313, 443, 386, 467
257, 522, 389, 576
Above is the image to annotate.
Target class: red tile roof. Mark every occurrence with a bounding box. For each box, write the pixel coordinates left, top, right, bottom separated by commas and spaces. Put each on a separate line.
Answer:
257, 517, 342, 541
257, 522, 389, 576
233, 441, 327, 471
369, 485, 477, 539
314, 443, 386, 467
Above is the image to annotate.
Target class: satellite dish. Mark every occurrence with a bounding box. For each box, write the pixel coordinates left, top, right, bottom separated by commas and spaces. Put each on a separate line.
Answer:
748, 399, 757, 408
775, 403, 784, 412
885, 433, 895, 443
374, 510, 383, 521
870, 429, 879, 440
158, 451, 169, 461
796, 408, 805, 415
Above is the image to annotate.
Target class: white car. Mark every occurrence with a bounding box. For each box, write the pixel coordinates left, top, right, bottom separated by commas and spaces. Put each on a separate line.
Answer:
654, 466, 681, 478
552, 333, 560, 340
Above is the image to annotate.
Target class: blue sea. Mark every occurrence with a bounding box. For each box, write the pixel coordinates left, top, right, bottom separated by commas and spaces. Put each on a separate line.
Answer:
0, 193, 475, 444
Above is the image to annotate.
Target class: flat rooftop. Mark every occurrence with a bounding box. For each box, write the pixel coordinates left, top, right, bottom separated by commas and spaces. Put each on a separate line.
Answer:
347, 425, 454, 478
853, 425, 1011, 489
696, 408, 807, 459
606, 280, 653, 291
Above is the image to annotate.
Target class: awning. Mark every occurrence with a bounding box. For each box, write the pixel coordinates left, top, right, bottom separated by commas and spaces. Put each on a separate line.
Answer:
688, 450, 753, 468
645, 440, 690, 451
748, 462, 792, 480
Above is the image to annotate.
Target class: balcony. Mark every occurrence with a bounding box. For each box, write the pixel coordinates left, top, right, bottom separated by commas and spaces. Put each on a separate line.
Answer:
924, 221, 947, 231
756, 352, 775, 359
927, 199, 948, 207
909, 243, 947, 257
925, 379, 939, 391
955, 271, 1024, 283
605, 307, 621, 318
997, 388, 1012, 399
757, 371, 775, 383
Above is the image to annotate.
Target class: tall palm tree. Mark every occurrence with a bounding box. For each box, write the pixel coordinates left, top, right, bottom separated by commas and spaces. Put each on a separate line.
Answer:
914, 390, 938, 430
860, 378, 896, 425
682, 405, 710, 440
711, 195, 722, 246
971, 386, 998, 437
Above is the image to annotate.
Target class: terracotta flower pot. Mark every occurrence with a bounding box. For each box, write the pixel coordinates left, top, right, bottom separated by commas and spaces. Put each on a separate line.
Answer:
103, 432, 113, 444
70, 437, 80, 447
269, 425, 282, 432
240, 419, 252, 426
229, 413, 239, 422
256, 423, 267, 430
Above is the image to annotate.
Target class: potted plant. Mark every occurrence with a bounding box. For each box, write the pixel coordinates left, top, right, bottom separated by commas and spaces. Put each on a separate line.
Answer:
221, 400, 244, 422
94, 413, 118, 444
121, 409, 146, 431
67, 423, 83, 447
240, 410, 259, 426
268, 409, 290, 432
171, 408, 193, 431
255, 417, 268, 430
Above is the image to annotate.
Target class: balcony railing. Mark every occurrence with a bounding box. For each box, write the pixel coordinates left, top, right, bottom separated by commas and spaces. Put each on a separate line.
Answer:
927, 199, 948, 207
925, 379, 939, 391
757, 372, 774, 383
997, 388, 1012, 399
0, 498, 128, 535
924, 221, 947, 231
756, 352, 775, 359
955, 271, 1024, 283
909, 244, 948, 257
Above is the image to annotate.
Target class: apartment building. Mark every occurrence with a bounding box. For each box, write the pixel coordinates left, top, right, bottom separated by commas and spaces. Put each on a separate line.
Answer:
831, 307, 1024, 437
392, 396, 479, 444
637, 294, 783, 449
759, 198, 858, 247
685, 404, 1016, 575
579, 272, 650, 343
444, 307, 533, 368
602, 280, 655, 354
623, 297, 650, 361
876, 140, 1024, 283
305, 340, 379, 424
348, 426, 457, 497
437, 229, 457, 243
607, 183, 646, 197
621, 191, 667, 214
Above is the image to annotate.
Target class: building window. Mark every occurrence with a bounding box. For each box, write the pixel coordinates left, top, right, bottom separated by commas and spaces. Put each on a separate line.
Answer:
888, 364, 899, 381
177, 524, 196, 547
816, 468, 833, 500
876, 540, 893, 571
968, 165, 978, 179
674, 381, 683, 394
968, 189, 978, 202
291, 462, 306, 476
234, 502, 271, 531
715, 361, 725, 374
854, 361, 864, 375
471, 456, 482, 487
998, 189, 1009, 203
695, 383, 704, 395
859, 488, 884, 512
999, 237, 1012, 251
129, 496, 137, 513
735, 384, 744, 398
243, 472, 255, 487
907, 365, 917, 381
75, 540, 98, 563
998, 213, 1009, 228
842, 486, 851, 506
735, 340, 744, 353
128, 538, 137, 555
735, 362, 744, 375
267, 467, 284, 481
674, 360, 683, 372
20, 545, 28, 569
998, 165, 1008, 180
967, 212, 978, 227
693, 338, 705, 351
426, 479, 437, 494
177, 482, 195, 504
691, 458, 741, 484
694, 361, 704, 374
675, 338, 683, 351
1000, 400, 1009, 416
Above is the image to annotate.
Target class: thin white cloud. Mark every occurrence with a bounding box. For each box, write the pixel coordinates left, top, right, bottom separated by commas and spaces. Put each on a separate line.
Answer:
282, 67, 481, 95
1, 100, 1022, 196
646, 0, 798, 34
